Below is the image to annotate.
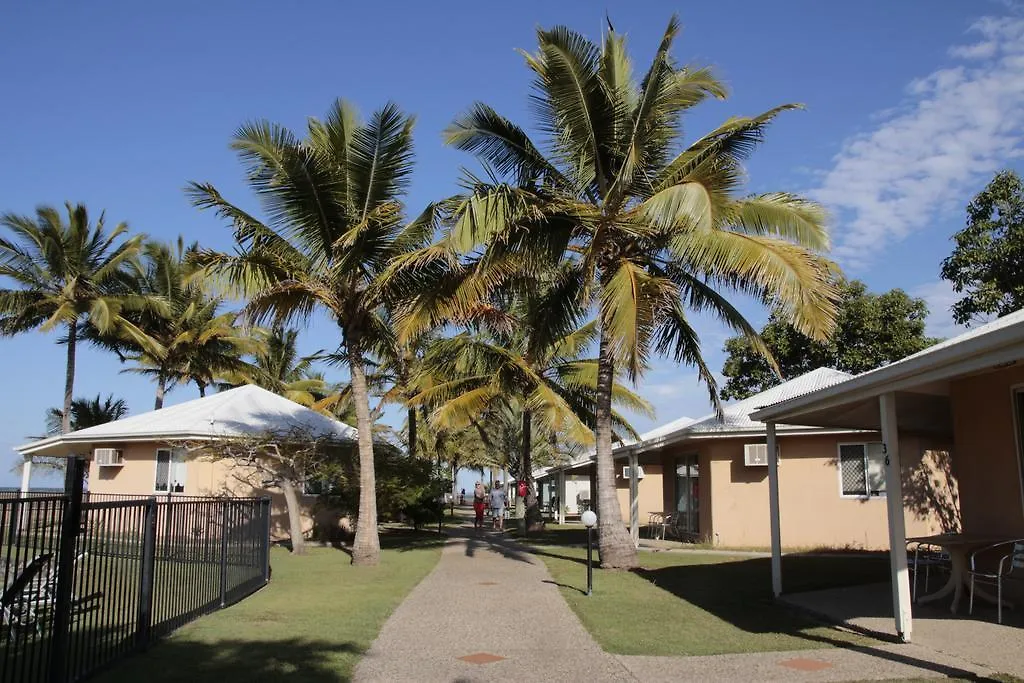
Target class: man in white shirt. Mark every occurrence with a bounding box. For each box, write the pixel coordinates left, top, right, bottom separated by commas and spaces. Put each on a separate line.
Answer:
489, 481, 507, 531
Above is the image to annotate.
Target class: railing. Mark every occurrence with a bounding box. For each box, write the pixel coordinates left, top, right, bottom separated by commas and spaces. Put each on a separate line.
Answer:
0, 461, 271, 682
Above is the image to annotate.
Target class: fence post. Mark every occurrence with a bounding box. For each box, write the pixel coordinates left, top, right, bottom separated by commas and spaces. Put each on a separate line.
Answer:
48, 456, 86, 683
219, 499, 229, 607
261, 497, 272, 584
135, 497, 158, 650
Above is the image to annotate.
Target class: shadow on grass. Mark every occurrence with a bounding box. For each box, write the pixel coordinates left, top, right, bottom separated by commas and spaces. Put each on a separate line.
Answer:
98, 637, 360, 683
327, 528, 447, 560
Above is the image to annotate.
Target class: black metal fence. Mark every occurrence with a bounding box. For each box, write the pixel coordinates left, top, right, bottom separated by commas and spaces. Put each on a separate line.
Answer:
0, 459, 271, 682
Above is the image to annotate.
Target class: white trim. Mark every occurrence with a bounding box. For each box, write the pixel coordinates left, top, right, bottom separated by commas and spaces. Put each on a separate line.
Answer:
1010, 383, 1024, 522
154, 447, 187, 494
836, 441, 887, 500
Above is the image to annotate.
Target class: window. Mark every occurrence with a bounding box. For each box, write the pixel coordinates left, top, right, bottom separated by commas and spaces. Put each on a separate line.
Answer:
303, 479, 341, 496
155, 448, 187, 493
838, 443, 886, 497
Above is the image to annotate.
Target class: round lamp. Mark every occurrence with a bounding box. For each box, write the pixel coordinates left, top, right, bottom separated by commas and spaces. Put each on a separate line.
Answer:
581, 510, 597, 528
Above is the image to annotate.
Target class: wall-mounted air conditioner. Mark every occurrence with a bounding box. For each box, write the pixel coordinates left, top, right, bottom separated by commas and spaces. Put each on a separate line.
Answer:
94, 448, 124, 467
743, 443, 770, 467
621, 465, 645, 480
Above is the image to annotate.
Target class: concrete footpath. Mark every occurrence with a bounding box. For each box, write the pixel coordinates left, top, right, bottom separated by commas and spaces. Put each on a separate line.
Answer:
354, 528, 997, 683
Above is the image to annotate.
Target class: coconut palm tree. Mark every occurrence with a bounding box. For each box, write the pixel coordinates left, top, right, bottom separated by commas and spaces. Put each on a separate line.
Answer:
188, 99, 436, 566
221, 325, 329, 405
0, 203, 148, 433
88, 238, 259, 408
46, 393, 129, 434
410, 18, 838, 567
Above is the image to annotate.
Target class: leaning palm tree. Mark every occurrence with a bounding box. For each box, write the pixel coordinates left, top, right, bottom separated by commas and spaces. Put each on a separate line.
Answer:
409, 18, 838, 567
188, 99, 436, 566
47, 393, 129, 434
0, 203, 148, 433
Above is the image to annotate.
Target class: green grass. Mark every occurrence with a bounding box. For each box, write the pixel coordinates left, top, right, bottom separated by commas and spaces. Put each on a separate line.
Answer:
526, 542, 890, 656
95, 531, 443, 683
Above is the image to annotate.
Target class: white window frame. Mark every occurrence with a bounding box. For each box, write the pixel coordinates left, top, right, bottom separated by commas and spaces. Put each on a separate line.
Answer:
836, 441, 886, 499
154, 448, 187, 494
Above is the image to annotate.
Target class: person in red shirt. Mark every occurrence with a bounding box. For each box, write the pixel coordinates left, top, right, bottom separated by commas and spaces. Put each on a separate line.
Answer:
472, 481, 487, 530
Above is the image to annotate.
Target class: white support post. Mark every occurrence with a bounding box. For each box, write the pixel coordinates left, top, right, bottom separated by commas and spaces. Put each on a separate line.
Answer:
557, 470, 566, 525
767, 422, 783, 597
880, 392, 913, 643
629, 453, 639, 547
20, 455, 32, 494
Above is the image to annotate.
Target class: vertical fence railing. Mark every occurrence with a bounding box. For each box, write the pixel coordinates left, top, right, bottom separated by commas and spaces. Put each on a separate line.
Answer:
0, 459, 271, 683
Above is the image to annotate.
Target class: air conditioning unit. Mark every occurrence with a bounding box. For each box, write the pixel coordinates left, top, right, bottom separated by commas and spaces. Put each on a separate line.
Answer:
744, 443, 770, 467
94, 448, 124, 467
621, 465, 645, 480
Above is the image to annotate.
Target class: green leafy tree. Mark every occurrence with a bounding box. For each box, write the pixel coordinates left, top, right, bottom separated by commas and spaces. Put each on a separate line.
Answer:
720, 279, 939, 400
941, 170, 1024, 325
396, 18, 837, 567
0, 203, 148, 432
46, 393, 129, 434
189, 99, 436, 566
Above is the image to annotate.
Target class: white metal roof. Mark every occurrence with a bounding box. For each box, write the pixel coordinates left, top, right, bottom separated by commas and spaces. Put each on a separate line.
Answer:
17, 384, 358, 457
532, 368, 854, 478
751, 307, 1024, 423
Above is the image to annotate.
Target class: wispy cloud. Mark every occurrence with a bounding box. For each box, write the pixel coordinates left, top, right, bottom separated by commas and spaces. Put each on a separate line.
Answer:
813, 16, 1024, 267
911, 279, 967, 339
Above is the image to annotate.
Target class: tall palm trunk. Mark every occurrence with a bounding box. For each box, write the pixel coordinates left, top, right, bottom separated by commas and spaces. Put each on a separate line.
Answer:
522, 409, 542, 531
594, 328, 637, 569
280, 478, 306, 555
62, 321, 77, 434
155, 374, 167, 410
348, 342, 380, 566
407, 406, 417, 458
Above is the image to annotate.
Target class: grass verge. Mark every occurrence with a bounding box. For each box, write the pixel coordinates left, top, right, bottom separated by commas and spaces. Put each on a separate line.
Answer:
96, 530, 443, 683
526, 542, 887, 656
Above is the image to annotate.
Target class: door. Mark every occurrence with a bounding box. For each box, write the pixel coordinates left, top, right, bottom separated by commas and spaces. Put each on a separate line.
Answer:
674, 454, 700, 536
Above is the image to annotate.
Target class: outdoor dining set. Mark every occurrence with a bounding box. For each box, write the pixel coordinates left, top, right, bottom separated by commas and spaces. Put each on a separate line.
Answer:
907, 534, 1024, 624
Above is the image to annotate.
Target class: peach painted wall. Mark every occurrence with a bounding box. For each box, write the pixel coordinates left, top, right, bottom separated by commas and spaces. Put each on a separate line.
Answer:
86, 441, 323, 541
614, 463, 665, 526
638, 432, 953, 550
949, 365, 1024, 536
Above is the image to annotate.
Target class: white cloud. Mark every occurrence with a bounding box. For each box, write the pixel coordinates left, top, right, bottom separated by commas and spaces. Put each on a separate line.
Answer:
911, 279, 968, 339
813, 16, 1024, 268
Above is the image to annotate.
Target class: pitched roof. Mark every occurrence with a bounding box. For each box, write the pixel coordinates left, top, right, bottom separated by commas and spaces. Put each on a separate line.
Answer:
17, 384, 358, 457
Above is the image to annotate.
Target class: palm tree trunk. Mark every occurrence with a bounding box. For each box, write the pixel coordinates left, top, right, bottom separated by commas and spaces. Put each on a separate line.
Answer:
198, 382, 207, 398
407, 406, 417, 458
522, 409, 542, 532
155, 375, 166, 410
594, 327, 637, 569
62, 321, 77, 434
348, 342, 380, 566
280, 478, 306, 555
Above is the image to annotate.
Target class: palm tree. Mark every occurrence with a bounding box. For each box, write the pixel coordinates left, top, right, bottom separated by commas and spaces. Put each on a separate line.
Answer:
425, 18, 838, 567
90, 238, 259, 408
47, 394, 129, 434
0, 203, 148, 433
188, 99, 435, 566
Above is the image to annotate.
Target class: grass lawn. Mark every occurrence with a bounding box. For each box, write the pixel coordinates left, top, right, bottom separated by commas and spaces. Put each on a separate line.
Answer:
95, 530, 443, 683
525, 539, 889, 657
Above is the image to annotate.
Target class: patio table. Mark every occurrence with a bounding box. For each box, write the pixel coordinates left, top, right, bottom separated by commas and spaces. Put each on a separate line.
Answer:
906, 532, 1011, 613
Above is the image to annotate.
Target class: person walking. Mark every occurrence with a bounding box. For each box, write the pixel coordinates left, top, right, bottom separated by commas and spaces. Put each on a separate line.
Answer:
489, 481, 507, 531
472, 481, 487, 530
459, 488, 466, 506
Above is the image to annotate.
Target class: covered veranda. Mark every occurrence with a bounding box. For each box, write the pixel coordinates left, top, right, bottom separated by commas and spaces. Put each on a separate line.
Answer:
751, 309, 1024, 643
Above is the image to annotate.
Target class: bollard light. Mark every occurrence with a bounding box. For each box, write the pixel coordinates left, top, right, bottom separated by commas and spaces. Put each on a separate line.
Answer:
581, 510, 597, 596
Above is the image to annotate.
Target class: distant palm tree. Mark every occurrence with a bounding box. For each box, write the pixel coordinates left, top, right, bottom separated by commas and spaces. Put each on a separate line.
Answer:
0, 203, 148, 432
189, 99, 437, 566
221, 325, 329, 406
415, 18, 838, 567
47, 394, 129, 434
89, 238, 260, 408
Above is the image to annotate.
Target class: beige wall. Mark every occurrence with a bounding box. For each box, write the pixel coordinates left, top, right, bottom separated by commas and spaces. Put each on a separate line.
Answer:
86, 440, 328, 542
633, 432, 953, 550
950, 365, 1024, 536
613, 463, 665, 526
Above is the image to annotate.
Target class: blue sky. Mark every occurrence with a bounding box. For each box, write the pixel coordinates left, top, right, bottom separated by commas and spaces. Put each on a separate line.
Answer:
2, 1, 1023, 488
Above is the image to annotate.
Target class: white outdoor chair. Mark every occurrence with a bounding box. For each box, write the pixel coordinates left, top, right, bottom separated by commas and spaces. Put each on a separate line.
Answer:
968, 539, 1024, 624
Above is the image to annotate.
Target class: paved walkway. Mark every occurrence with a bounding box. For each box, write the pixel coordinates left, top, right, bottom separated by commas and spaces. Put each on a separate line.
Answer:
354, 528, 998, 682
